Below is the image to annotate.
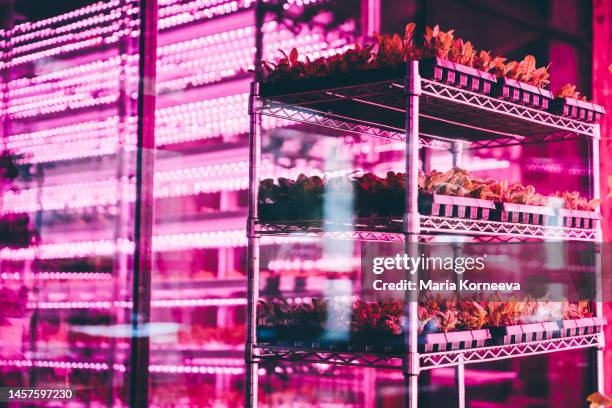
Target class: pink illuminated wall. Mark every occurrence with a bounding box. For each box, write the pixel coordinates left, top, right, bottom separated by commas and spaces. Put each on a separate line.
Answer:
0, 1, 607, 406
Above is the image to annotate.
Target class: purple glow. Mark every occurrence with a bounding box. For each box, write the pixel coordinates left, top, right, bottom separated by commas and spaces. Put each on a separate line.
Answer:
0, 359, 245, 375
28, 297, 247, 310
0, 272, 111, 280
3, 0, 584, 406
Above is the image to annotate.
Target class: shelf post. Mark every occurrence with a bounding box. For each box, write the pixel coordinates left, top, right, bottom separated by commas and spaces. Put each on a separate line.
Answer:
404, 59, 421, 408
590, 125, 605, 393
246, 1, 264, 405
451, 143, 466, 408
246, 80, 262, 408
451, 141, 463, 168
455, 359, 466, 408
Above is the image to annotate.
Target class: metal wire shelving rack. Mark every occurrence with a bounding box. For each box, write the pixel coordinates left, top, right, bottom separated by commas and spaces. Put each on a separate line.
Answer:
246, 61, 605, 407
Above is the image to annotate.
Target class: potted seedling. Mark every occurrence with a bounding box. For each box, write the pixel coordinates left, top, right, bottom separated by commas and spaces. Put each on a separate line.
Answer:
457, 300, 491, 348
488, 298, 529, 345
491, 55, 553, 110
419, 26, 499, 95
551, 84, 606, 123
419, 168, 496, 220
549, 191, 600, 229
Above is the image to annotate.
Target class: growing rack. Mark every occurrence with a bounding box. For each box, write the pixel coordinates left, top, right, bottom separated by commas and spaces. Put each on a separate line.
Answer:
246, 61, 605, 408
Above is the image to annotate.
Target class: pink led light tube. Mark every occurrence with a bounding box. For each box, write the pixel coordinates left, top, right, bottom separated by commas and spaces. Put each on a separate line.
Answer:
28, 293, 318, 310
0, 232, 311, 260
0, 272, 111, 280
0, 359, 111, 371
9, 18, 123, 57
6, 73, 121, 113
27, 298, 247, 310
158, 1, 242, 30
6, 56, 124, 98
0, 359, 244, 375
267, 257, 361, 272
11, 10, 123, 46
10, 1, 121, 34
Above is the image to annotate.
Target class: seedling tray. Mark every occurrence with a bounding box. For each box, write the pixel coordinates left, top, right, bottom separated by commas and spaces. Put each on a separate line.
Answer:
490, 324, 524, 345
419, 194, 495, 220
420, 57, 497, 95
553, 208, 601, 229
421, 329, 491, 352
550, 97, 605, 123
493, 77, 554, 110
494, 202, 554, 225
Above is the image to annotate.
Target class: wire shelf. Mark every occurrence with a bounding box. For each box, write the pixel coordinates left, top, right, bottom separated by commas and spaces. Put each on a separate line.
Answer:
249, 65, 604, 408
419, 333, 602, 370
256, 216, 600, 242
254, 345, 403, 369
254, 334, 601, 370
258, 77, 599, 147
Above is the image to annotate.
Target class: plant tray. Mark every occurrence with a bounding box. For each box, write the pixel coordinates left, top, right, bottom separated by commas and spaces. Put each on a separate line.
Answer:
495, 202, 554, 225
553, 208, 601, 229
259, 66, 404, 98
550, 97, 606, 123
490, 324, 524, 345
593, 316, 608, 333
444, 330, 475, 350
257, 327, 405, 353
520, 323, 552, 342
558, 318, 604, 337
560, 319, 579, 337
568, 316, 607, 335
421, 329, 491, 352
258, 202, 324, 222
470, 329, 492, 347
257, 326, 346, 350
575, 317, 597, 335
419, 194, 495, 220
493, 77, 554, 110
421, 332, 448, 353
420, 57, 497, 95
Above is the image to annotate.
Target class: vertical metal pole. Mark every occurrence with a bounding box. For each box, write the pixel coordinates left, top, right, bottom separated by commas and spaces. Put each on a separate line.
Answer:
246, 2, 264, 407
451, 244, 465, 408
404, 60, 421, 408
246, 84, 262, 408
455, 362, 466, 407
590, 126, 604, 393
451, 141, 462, 168
113, 1, 136, 406
129, 0, 157, 407
451, 141, 466, 408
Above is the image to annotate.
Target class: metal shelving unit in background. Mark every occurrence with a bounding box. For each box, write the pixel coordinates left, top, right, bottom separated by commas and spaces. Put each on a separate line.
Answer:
246, 60, 604, 407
